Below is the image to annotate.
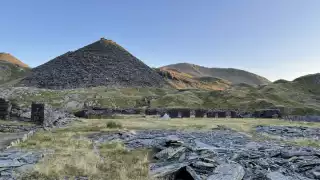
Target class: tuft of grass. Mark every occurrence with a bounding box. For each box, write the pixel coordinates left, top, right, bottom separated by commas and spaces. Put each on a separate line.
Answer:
106, 121, 123, 129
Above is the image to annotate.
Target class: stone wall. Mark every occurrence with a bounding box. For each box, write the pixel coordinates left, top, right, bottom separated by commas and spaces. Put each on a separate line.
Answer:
207, 110, 217, 118
283, 115, 320, 122
178, 109, 191, 118
166, 109, 179, 118
74, 107, 289, 120
195, 109, 207, 118
230, 111, 237, 118
217, 111, 227, 118
31, 102, 45, 124
253, 109, 281, 118
145, 108, 158, 115
0, 98, 11, 120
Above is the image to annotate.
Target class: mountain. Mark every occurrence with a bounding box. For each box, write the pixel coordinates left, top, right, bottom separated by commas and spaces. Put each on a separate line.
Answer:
18, 38, 168, 89
0, 53, 30, 85
0, 53, 29, 68
161, 63, 271, 86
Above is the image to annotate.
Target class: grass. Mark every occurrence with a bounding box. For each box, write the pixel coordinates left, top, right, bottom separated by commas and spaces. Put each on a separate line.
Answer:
106, 121, 123, 129
13, 116, 320, 179
256, 132, 320, 148
0, 119, 35, 126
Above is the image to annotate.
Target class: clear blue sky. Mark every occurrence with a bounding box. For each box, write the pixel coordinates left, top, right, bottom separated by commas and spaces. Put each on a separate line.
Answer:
1, 0, 319, 81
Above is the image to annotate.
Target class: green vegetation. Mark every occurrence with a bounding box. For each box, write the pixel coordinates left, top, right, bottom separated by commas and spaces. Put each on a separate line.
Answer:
0, 61, 30, 85
2, 78, 320, 115
162, 63, 271, 85
106, 121, 123, 129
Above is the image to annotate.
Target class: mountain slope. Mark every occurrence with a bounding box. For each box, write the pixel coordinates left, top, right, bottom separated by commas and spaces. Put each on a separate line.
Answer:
155, 67, 231, 90
162, 63, 270, 86
0, 53, 30, 85
18, 38, 168, 89
0, 53, 29, 68
1, 74, 319, 115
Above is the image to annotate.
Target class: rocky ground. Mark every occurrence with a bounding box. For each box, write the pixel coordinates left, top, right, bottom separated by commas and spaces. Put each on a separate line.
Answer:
256, 125, 320, 140
0, 149, 51, 180
1, 122, 320, 179
87, 127, 320, 180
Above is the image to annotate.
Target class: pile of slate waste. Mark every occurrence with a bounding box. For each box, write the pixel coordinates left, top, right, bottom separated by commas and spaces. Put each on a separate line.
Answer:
88, 126, 320, 180
256, 125, 320, 140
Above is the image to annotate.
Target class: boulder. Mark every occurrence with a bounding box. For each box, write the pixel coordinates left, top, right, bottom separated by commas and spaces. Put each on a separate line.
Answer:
207, 163, 245, 180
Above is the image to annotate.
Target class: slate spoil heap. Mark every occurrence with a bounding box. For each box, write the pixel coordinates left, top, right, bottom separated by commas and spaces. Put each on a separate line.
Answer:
88, 129, 320, 180
19, 38, 167, 89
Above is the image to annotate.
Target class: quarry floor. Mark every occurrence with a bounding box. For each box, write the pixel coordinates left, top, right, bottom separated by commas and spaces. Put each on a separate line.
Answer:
1, 116, 320, 179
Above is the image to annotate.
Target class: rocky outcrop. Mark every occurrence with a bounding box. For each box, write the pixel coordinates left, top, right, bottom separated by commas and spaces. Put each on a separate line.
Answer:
19, 38, 167, 89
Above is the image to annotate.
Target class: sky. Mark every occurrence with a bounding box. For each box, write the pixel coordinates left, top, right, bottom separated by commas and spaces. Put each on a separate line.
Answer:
0, 0, 319, 81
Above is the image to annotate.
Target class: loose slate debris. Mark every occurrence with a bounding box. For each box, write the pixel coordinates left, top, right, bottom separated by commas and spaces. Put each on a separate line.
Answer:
0, 149, 47, 180
256, 125, 320, 140
87, 129, 320, 179
207, 163, 245, 180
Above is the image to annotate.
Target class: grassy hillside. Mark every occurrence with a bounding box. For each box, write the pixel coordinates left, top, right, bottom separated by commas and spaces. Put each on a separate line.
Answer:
0, 53, 30, 85
1, 75, 319, 115
0, 61, 30, 85
0, 53, 29, 68
155, 67, 231, 90
162, 63, 271, 86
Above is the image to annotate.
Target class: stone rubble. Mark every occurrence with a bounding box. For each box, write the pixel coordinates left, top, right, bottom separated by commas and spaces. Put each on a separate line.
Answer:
87, 129, 320, 179
0, 149, 48, 180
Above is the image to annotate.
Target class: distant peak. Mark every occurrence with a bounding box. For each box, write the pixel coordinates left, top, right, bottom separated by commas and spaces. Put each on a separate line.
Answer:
0, 53, 29, 68
99, 37, 115, 44
77, 38, 128, 55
